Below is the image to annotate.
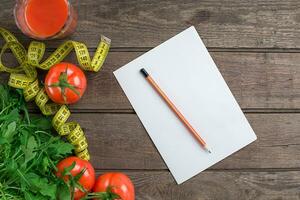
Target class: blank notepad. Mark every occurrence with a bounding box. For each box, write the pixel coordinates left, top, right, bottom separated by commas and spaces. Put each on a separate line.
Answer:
114, 26, 257, 184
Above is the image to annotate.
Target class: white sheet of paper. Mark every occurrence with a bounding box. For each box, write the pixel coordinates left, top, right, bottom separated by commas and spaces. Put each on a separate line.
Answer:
113, 26, 257, 184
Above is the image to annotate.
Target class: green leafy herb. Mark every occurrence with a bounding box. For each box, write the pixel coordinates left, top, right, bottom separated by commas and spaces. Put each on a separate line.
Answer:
0, 84, 74, 200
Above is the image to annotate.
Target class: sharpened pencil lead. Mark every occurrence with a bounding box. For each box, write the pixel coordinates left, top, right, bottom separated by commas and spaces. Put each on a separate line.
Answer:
204, 145, 212, 153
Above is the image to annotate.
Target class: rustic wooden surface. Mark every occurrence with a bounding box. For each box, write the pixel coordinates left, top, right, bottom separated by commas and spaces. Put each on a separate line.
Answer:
1, 0, 300, 199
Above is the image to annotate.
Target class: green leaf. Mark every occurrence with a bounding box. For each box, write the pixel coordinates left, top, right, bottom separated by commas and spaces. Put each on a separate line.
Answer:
5, 158, 18, 173
24, 191, 48, 200
48, 141, 73, 160
27, 135, 37, 149
57, 181, 71, 200
24, 192, 35, 200
56, 142, 74, 155
20, 129, 30, 146
30, 116, 52, 130
25, 172, 42, 191
0, 136, 8, 144
3, 121, 17, 143
40, 183, 57, 199
25, 173, 57, 199
0, 108, 19, 122
6, 121, 16, 134
41, 156, 50, 172
4, 159, 19, 183
23, 136, 37, 164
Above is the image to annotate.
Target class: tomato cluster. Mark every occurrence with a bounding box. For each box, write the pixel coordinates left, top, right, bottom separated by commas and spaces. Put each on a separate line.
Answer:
50, 64, 135, 200
56, 157, 135, 200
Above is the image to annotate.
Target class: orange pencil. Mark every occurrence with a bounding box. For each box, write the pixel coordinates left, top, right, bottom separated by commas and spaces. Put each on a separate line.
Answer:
140, 68, 211, 153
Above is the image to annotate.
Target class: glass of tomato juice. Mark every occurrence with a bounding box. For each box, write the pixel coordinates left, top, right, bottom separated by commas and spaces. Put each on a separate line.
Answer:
14, 0, 78, 40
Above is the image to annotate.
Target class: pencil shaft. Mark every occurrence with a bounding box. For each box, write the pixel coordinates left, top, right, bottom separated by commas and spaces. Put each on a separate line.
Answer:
146, 75, 207, 146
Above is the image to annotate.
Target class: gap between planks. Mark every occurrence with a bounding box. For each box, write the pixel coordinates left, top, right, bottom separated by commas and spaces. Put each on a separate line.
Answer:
27, 108, 300, 114
93, 168, 300, 173
13, 47, 300, 53
110, 47, 300, 53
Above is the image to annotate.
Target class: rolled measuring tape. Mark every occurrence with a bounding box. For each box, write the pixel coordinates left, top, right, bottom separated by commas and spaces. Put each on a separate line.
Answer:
0, 27, 111, 160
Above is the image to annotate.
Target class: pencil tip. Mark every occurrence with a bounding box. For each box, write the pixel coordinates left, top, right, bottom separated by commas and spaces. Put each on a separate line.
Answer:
204, 146, 212, 153
140, 68, 149, 77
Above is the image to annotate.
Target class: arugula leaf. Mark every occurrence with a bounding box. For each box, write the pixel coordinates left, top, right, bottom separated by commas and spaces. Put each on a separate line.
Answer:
25, 173, 57, 199
0, 84, 74, 199
23, 136, 37, 164
5, 158, 18, 173
0, 121, 17, 148
0, 137, 8, 145
0, 108, 19, 122
24, 191, 49, 200
30, 116, 52, 130
24, 191, 35, 200
57, 181, 71, 200
49, 141, 74, 160
40, 183, 57, 199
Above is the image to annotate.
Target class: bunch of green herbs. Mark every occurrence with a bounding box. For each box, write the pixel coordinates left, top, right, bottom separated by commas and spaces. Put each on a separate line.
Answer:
0, 84, 74, 200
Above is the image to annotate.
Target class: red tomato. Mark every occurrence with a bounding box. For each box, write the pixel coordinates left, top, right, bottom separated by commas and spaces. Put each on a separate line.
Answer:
45, 62, 87, 104
93, 172, 135, 200
56, 156, 95, 200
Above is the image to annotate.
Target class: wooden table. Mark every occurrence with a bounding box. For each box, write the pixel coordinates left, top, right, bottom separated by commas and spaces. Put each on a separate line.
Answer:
2, 0, 300, 199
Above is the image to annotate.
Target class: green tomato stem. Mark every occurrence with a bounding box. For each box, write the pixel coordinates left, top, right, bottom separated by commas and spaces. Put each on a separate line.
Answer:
46, 67, 81, 104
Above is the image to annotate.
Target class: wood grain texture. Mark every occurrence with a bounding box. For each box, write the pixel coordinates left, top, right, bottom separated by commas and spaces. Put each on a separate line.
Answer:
64, 113, 300, 170
1, 1, 300, 198
1, 51, 300, 110
98, 170, 300, 200
2, 0, 300, 48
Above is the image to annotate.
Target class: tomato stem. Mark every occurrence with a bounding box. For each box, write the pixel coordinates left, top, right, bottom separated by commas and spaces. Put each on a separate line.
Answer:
46, 67, 80, 104
83, 187, 120, 200
59, 163, 88, 200
82, 192, 120, 200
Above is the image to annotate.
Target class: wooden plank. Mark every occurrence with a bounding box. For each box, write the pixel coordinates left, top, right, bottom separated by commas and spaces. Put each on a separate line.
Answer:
2, 0, 300, 48
1, 51, 300, 109
67, 113, 300, 170
98, 170, 300, 200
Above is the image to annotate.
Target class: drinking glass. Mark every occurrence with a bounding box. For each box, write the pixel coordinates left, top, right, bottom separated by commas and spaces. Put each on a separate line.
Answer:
14, 0, 78, 40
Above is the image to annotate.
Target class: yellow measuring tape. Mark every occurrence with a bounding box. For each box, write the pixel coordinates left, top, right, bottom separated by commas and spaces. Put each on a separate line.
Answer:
0, 27, 111, 160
